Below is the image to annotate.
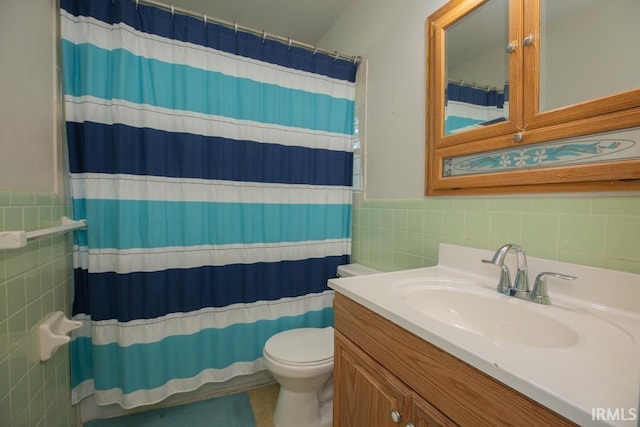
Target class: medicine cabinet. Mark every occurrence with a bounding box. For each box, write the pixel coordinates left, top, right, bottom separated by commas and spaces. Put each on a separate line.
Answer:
426, 0, 640, 195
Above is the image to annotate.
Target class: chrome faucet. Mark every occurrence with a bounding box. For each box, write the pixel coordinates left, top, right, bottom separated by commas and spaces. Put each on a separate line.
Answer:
483, 244, 576, 305
530, 272, 576, 305
511, 245, 529, 296
482, 243, 529, 296
481, 243, 514, 295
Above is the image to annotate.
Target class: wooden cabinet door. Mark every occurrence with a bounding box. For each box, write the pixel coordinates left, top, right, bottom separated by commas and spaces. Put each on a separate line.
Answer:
410, 394, 457, 427
334, 331, 412, 427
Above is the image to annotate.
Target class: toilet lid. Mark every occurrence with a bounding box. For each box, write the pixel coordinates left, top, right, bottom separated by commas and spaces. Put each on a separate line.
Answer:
264, 327, 334, 365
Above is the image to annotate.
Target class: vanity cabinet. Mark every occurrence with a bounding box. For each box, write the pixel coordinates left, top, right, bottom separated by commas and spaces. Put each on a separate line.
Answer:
334, 330, 455, 427
334, 330, 413, 427
332, 293, 576, 426
426, 0, 640, 195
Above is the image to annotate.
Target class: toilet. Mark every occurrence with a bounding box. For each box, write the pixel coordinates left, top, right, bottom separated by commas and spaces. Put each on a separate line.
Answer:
262, 263, 380, 427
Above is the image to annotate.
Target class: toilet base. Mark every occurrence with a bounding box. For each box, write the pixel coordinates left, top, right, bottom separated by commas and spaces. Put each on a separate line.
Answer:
319, 399, 333, 427
273, 388, 327, 427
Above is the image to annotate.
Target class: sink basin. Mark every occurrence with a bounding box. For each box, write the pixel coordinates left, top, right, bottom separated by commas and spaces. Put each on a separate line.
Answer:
329, 244, 640, 426
398, 280, 581, 348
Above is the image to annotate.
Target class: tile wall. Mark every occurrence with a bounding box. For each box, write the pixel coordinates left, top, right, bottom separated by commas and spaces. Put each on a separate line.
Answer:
0, 189, 77, 426
352, 196, 640, 274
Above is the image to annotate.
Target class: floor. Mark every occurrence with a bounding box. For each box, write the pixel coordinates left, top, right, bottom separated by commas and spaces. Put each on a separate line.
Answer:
247, 383, 280, 427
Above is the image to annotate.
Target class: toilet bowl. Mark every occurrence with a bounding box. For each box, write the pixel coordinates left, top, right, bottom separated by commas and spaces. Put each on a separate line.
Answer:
263, 327, 334, 427
262, 264, 380, 427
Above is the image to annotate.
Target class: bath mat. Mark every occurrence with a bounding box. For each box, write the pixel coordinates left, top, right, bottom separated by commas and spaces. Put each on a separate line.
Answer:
85, 392, 256, 427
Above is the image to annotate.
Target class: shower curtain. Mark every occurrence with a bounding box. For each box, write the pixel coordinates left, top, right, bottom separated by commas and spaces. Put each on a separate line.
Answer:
61, 0, 357, 409
445, 81, 509, 135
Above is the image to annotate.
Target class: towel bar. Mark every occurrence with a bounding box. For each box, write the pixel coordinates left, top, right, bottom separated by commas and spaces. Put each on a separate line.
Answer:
0, 216, 86, 249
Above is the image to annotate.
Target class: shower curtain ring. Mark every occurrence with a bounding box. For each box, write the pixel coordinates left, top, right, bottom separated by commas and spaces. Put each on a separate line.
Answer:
333, 51, 339, 62
135, 0, 139, 9
262, 30, 267, 43
288, 38, 292, 50
234, 22, 238, 33
171, 4, 174, 16
313, 46, 318, 55
203, 14, 207, 26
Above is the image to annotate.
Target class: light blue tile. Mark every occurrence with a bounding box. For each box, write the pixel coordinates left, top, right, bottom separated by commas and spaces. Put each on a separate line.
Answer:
488, 198, 533, 213
489, 212, 522, 246
10, 191, 35, 207
392, 210, 408, 231
4, 207, 23, 231
592, 197, 640, 215
424, 210, 444, 235
9, 341, 29, 386
408, 210, 425, 233
6, 276, 26, 318
7, 309, 26, 353
442, 210, 465, 241
0, 283, 6, 321
0, 320, 8, 360
465, 212, 491, 246
0, 190, 11, 206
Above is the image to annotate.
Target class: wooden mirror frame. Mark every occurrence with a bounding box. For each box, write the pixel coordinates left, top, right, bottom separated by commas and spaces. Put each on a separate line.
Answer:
426, 0, 640, 196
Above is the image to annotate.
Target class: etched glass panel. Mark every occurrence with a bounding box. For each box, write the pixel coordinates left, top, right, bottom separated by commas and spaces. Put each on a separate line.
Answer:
443, 128, 640, 177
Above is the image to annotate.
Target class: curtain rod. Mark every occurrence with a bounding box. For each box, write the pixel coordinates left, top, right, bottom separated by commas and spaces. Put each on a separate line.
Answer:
135, 0, 361, 65
447, 79, 505, 92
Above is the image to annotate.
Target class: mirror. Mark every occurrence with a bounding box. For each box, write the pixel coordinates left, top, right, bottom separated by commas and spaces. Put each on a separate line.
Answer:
539, 0, 640, 112
444, 0, 509, 135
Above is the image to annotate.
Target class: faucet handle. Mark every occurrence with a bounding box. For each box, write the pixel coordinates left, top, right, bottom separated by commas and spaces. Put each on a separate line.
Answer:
513, 269, 530, 293
530, 272, 576, 305
482, 259, 513, 295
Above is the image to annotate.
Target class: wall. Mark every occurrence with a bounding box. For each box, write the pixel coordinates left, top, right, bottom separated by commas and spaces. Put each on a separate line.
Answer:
352, 197, 640, 274
0, 191, 76, 426
321, 0, 446, 200
0, 0, 59, 193
0, 0, 78, 425
319, 1, 640, 274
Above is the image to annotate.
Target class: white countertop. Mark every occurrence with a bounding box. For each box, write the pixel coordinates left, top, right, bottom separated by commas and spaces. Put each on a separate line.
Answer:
328, 244, 640, 427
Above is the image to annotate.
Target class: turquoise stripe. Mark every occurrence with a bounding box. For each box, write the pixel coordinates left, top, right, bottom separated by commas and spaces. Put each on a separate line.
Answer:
445, 116, 483, 135
73, 198, 351, 249
62, 40, 355, 135
71, 308, 333, 391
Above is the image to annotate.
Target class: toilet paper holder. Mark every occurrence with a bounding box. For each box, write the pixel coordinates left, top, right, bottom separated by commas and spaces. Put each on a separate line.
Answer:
38, 311, 82, 362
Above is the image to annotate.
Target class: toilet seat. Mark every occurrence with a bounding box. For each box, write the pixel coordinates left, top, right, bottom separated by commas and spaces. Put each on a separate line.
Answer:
264, 327, 334, 366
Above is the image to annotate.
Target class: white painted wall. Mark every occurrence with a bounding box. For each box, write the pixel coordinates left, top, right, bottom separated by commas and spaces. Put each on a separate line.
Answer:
0, 0, 58, 193
320, 0, 448, 199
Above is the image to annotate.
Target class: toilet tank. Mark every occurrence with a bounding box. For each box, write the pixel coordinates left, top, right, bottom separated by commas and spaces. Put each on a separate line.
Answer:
336, 263, 380, 277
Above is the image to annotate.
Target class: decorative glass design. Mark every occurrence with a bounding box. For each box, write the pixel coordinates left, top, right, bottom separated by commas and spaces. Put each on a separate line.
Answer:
443, 128, 640, 177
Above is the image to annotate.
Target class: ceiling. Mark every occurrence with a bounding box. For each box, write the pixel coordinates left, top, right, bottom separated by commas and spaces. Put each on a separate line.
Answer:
165, 0, 354, 46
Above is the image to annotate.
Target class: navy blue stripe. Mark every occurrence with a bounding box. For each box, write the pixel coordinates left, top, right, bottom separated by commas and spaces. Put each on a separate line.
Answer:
72, 255, 348, 322
447, 82, 506, 108
66, 122, 353, 186
60, 0, 357, 82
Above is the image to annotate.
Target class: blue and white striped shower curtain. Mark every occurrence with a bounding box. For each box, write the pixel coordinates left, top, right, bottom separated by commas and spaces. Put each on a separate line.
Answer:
61, 0, 357, 409
445, 81, 509, 135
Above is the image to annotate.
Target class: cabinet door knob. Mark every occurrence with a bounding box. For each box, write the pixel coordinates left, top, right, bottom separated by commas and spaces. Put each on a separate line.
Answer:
405, 424, 415, 427
513, 132, 523, 143
391, 409, 402, 423
523, 34, 535, 46
506, 42, 517, 54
